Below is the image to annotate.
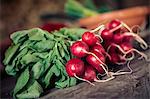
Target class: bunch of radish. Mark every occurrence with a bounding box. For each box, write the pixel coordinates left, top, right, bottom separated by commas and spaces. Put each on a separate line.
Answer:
65, 19, 149, 85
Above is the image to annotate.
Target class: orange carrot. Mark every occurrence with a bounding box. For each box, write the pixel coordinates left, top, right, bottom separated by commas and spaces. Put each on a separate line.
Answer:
86, 16, 146, 30
78, 6, 150, 27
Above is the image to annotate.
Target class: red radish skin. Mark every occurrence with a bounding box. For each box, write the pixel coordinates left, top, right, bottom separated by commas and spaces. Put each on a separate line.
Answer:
91, 43, 111, 60
109, 53, 120, 64
120, 43, 133, 52
119, 42, 148, 60
82, 32, 98, 46
108, 20, 132, 33
86, 50, 105, 74
103, 41, 112, 49
70, 41, 89, 57
91, 43, 106, 55
100, 28, 113, 40
108, 19, 121, 29
106, 43, 118, 53
122, 32, 148, 49
65, 58, 96, 86
83, 66, 97, 82
113, 33, 123, 44
122, 35, 133, 43
83, 66, 115, 83
95, 36, 101, 43
65, 58, 85, 77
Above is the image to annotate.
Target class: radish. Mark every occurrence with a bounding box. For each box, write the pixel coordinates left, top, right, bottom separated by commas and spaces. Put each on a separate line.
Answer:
65, 58, 85, 77
70, 41, 89, 57
120, 43, 132, 52
107, 43, 148, 61
107, 19, 148, 48
100, 28, 113, 40
91, 43, 111, 59
86, 50, 106, 74
65, 58, 96, 86
70, 41, 103, 58
108, 19, 121, 30
122, 32, 148, 49
91, 43, 105, 55
109, 53, 120, 64
82, 31, 98, 46
113, 33, 123, 44
122, 35, 133, 43
83, 65, 115, 83
108, 19, 132, 33
106, 43, 118, 53
120, 43, 148, 60
83, 65, 97, 82
68, 19, 149, 86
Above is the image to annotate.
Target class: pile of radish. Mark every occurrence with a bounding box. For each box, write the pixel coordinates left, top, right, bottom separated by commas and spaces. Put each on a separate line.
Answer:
65, 19, 149, 85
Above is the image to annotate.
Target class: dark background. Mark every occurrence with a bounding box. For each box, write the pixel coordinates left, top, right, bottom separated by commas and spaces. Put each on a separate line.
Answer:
0, 0, 150, 40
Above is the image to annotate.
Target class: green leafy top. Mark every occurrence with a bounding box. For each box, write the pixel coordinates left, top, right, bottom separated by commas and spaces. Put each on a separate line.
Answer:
3, 27, 87, 99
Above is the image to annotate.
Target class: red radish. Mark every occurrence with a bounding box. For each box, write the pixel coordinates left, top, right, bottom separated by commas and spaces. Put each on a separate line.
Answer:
109, 53, 120, 64
108, 20, 132, 33
86, 50, 105, 74
100, 28, 113, 40
82, 32, 98, 46
106, 43, 117, 53
122, 32, 148, 49
119, 43, 135, 60
83, 65, 115, 83
95, 36, 103, 43
65, 58, 84, 77
103, 41, 111, 49
108, 19, 121, 31
113, 33, 123, 44
122, 35, 133, 43
120, 43, 132, 52
91, 43, 111, 59
83, 66, 97, 82
92, 43, 105, 55
65, 58, 96, 86
120, 27, 129, 33
70, 41, 89, 57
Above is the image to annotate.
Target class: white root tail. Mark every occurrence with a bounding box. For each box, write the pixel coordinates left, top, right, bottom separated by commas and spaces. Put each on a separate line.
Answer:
125, 48, 148, 61
74, 74, 95, 86
95, 35, 103, 43
107, 43, 126, 54
87, 52, 110, 77
94, 76, 115, 82
90, 25, 105, 33
121, 22, 132, 32
110, 61, 133, 76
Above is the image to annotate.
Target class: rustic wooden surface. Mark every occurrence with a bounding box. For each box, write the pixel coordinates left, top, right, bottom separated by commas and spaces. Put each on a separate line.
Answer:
41, 50, 150, 99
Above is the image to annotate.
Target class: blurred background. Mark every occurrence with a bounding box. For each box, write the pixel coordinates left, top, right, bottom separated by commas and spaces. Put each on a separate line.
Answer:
0, 0, 150, 40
